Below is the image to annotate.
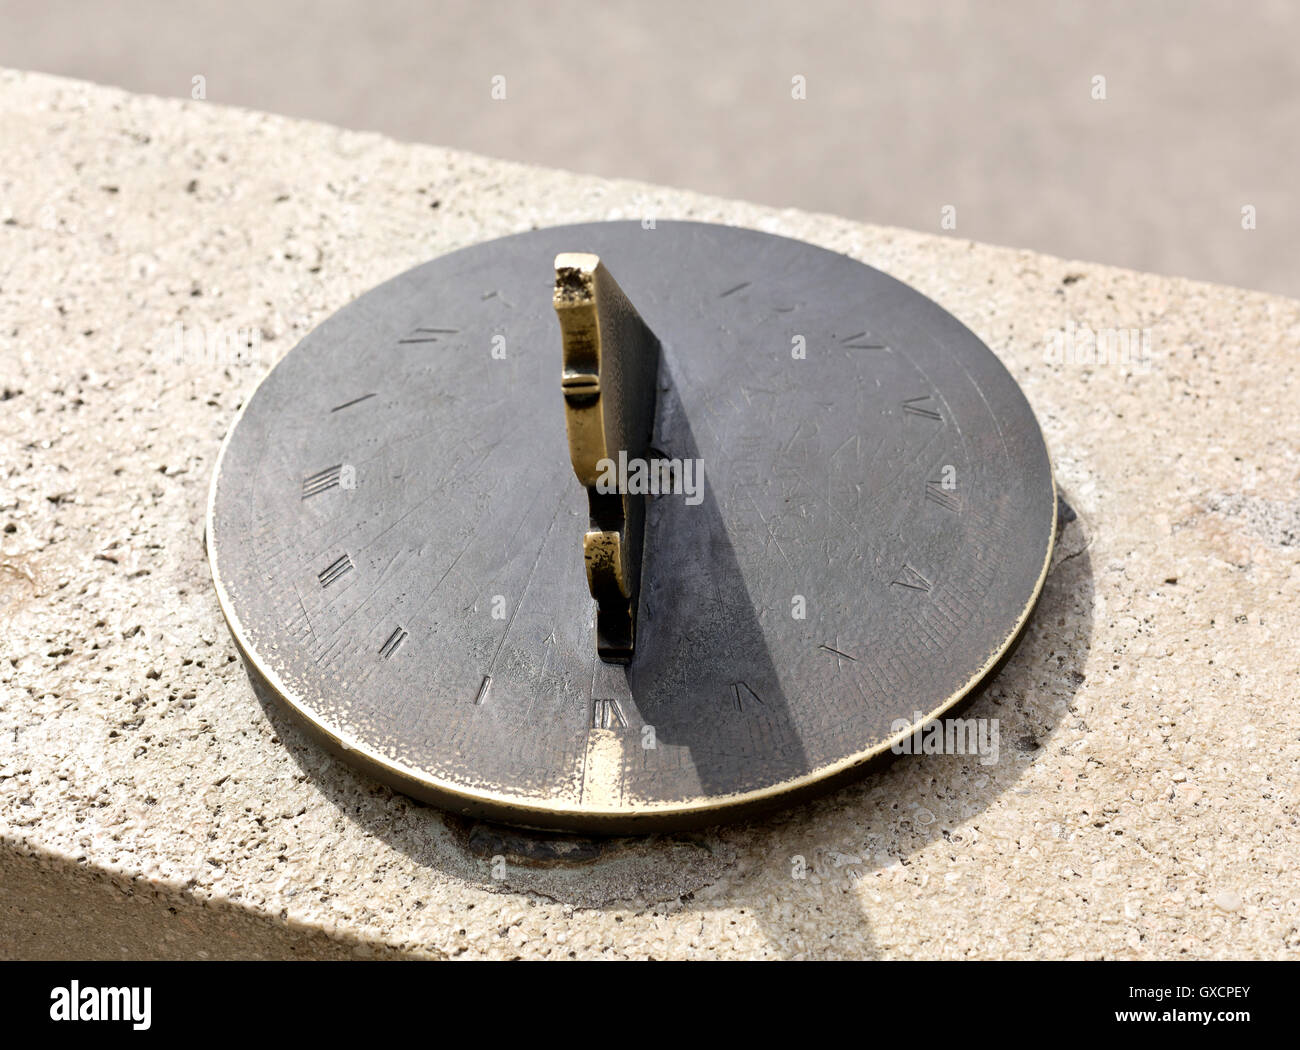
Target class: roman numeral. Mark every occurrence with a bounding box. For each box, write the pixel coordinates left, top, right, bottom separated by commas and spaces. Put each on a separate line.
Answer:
317, 553, 353, 586
891, 563, 932, 592
591, 698, 626, 729
841, 331, 885, 349
902, 395, 941, 420
302, 464, 342, 498
925, 480, 961, 512
398, 326, 459, 344
379, 627, 408, 659
330, 392, 376, 413
730, 681, 766, 711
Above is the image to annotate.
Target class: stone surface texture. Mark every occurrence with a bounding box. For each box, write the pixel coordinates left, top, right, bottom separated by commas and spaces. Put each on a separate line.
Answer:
1, 71, 1296, 959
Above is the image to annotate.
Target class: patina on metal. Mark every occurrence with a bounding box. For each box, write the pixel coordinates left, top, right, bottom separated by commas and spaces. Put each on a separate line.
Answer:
207, 221, 1056, 833
554, 252, 660, 662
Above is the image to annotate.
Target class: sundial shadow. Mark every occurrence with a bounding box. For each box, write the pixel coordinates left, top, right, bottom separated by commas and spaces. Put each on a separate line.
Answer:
606, 373, 811, 806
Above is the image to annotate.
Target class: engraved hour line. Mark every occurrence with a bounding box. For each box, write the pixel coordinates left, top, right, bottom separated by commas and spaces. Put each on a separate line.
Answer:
591, 698, 626, 729
317, 554, 354, 587
891, 563, 933, 592
902, 395, 942, 420
719, 281, 750, 298
841, 331, 886, 349
925, 480, 961, 512
398, 326, 459, 344
731, 681, 766, 711
302, 464, 343, 498
379, 627, 408, 659
474, 674, 492, 705
330, 392, 376, 413
818, 643, 858, 662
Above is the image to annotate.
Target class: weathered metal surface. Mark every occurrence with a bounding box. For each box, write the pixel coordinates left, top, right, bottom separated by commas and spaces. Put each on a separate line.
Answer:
207, 221, 1056, 831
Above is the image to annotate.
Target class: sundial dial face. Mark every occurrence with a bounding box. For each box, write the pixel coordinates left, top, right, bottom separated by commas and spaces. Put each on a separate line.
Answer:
207, 221, 1055, 831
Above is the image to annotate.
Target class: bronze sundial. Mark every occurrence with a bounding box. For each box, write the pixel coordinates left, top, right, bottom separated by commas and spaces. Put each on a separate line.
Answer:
207, 221, 1055, 832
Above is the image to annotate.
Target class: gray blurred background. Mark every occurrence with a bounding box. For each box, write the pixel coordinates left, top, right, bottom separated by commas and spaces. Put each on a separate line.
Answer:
3, 0, 1295, 296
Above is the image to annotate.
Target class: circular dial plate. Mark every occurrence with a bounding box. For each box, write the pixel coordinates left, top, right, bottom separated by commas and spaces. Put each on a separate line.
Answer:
208, 221, 1055, 831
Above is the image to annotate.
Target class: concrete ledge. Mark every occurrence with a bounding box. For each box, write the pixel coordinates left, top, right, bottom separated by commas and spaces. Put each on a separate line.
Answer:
2, 70, 1297, 959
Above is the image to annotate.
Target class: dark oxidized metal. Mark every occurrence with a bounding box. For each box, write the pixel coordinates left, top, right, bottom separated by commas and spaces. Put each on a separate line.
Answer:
207, 221, 1056, 832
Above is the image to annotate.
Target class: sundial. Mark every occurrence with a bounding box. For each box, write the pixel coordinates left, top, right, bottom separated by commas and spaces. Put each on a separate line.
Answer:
207, 221, 1055, 832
